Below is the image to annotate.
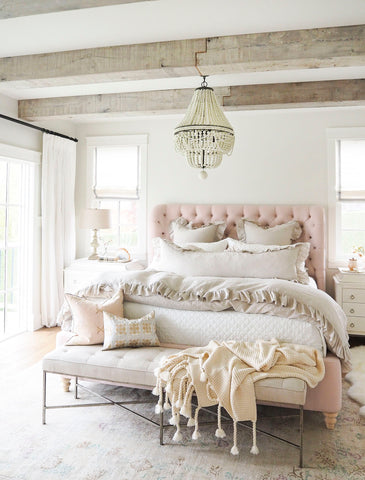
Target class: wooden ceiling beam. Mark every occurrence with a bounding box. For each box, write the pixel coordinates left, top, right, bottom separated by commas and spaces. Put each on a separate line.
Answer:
2, 25, 364, 88
18, 80, 365, 121
0, 0, 155, 19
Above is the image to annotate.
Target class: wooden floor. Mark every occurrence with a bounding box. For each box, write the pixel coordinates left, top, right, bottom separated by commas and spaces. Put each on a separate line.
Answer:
0, 327, 60, 379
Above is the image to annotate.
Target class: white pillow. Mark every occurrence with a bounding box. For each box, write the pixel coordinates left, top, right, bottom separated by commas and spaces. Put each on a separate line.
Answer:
170, 217, 226, 246
179, 239, 228, 252
149, 238, 228, 269
236, 219, 302, 245
150, 238, 310, 284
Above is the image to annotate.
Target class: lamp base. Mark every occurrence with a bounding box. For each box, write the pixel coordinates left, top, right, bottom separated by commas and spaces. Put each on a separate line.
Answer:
88, 228, 100, 260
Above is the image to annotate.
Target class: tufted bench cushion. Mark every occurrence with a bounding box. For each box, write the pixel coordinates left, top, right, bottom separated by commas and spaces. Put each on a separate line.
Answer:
42, 345, 307, 406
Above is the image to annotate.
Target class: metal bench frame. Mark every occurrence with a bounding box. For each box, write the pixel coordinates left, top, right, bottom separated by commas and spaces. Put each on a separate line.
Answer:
42, 371, 305, 467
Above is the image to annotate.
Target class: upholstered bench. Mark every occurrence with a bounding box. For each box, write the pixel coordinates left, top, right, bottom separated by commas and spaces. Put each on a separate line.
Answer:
42, 345, 307, 467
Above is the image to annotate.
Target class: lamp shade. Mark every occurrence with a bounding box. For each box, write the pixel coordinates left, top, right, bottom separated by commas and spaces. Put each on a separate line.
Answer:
80, 208, 112, 229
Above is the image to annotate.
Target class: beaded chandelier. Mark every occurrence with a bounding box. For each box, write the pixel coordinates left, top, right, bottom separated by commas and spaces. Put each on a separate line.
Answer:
174, 76, 235, 179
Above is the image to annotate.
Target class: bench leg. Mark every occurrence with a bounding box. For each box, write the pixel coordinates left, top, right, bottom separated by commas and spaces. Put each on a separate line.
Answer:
323, 412, 338, 430
75, 377, 78, 399
42, 371, 47, 425
62, 377, 71, 392
299, 405, 304, 468
160, 409, 164, 445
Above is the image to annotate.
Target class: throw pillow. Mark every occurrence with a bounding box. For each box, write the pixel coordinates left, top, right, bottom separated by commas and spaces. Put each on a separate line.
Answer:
236, 219, 302, 245
170, 217, 226, 246
102, 310, 160, 350
65, 289, 124, 345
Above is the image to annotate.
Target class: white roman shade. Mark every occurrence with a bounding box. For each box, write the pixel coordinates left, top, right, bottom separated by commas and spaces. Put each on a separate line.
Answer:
93, 145, 139, 199
338, 139, 365, 200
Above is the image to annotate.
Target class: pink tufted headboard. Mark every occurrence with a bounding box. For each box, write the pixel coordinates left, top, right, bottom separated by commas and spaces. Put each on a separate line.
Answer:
150, 204, 326, 291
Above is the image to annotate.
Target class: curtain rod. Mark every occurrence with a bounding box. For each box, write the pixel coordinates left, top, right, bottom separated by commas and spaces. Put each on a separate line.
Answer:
0, 113, 78, 143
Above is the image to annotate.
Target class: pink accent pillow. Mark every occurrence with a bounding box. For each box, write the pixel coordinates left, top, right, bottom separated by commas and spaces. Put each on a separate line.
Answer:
65, 289, 124, 345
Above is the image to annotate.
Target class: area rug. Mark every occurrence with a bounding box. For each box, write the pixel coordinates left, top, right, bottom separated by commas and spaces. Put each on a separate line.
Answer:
0, 363, 364, 480
346, 345, 365, 417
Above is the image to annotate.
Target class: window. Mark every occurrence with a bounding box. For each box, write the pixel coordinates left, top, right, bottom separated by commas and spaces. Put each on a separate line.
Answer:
0, 144, 39, 339
327, 128, 365, 267
87, 135, 147, 259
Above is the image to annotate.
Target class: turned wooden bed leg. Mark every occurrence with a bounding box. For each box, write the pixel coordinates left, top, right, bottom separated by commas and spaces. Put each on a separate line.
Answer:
61, 377, 71, 392
323, 412, 338, 430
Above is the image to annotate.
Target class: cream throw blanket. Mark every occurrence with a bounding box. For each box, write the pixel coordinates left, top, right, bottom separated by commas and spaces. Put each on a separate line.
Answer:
154, 339, 325, 455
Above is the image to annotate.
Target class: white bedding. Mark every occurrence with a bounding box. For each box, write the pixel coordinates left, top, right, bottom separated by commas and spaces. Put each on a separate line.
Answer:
123, 301, 326, 355
58, 268, 351, 370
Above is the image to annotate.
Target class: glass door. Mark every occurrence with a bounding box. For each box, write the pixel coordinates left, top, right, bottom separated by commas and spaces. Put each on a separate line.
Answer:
0, 157, 35, 339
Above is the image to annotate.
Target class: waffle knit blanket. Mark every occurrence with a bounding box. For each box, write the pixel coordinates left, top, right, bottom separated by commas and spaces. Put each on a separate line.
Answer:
154, 339, 325, 455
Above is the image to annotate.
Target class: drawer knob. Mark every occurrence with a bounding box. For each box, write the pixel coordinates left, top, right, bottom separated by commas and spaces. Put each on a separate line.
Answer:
350, 308, 355, 314
350, 322, 355, 328
350, 294, 355, 300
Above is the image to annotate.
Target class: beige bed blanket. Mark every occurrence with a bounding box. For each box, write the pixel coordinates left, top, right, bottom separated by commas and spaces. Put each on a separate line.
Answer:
57, 269, 350, 371
154, 338, 325, 455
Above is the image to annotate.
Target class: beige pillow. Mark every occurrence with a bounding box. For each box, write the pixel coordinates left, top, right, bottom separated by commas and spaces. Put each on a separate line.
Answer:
65, 289, 124, 345
150, 238, 310, 284
170, 217, 226, 246
236, 219, 302, 245
102, 311, 160, 350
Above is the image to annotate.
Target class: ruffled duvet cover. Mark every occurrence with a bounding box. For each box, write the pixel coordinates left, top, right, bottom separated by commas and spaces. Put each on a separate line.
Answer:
58, 269, 351, 371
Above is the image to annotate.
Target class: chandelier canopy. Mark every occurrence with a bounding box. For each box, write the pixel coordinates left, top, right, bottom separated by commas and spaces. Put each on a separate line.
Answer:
174, 76, 235, 179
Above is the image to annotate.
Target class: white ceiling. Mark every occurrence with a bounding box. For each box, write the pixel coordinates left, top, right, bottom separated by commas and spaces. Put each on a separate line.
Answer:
0, 0, 365, 101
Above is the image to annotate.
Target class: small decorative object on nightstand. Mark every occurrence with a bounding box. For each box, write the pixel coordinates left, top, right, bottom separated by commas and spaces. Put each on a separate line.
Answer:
334, 268, 365, 335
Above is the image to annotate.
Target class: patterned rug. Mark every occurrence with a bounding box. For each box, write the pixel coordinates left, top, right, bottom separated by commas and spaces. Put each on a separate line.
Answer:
1, 362, 364, 480
345, 345, 365, 417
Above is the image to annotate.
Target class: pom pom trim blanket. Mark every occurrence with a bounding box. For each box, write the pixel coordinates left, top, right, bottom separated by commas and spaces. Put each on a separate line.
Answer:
154, 339, 325, 455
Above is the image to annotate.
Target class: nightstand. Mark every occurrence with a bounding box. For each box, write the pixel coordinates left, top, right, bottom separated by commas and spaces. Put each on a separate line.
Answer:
64, 258, 144, 293
334, 268, 365, 336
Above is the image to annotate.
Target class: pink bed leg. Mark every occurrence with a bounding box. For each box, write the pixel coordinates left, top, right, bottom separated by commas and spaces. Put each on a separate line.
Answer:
323, 412, 338, 430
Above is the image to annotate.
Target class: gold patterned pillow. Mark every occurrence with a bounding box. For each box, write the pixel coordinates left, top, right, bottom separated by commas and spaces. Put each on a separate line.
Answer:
102, 311, 160, 350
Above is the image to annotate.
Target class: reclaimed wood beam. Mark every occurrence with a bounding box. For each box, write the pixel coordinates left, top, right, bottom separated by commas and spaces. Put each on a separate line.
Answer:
18, 80, 365, 121
223, 79, 365, 110
0, 0, 155, 19
198, 25, 365, 74
2, 25, 365, 88
0, 38, 206, 87
18, 87, 231, 120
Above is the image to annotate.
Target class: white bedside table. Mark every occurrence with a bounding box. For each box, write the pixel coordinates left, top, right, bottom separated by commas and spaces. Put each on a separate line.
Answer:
64, 258, 144, 293
334, 268, 365, 336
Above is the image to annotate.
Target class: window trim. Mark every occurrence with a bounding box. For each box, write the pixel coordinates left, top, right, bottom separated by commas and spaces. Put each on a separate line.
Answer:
86, 135, 148, 259
327, 127, 365, 268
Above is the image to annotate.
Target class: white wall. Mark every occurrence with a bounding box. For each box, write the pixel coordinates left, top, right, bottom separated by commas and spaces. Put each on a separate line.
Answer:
74, 106, 365, 292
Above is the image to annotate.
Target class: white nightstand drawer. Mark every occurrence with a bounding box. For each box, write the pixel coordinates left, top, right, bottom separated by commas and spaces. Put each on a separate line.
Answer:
343, 302, 365, 317
347, 317, 365, 334
343, 288, 365, 303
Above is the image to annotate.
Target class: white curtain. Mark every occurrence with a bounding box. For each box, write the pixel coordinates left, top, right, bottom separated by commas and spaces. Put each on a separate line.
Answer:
41, 133, 76, 327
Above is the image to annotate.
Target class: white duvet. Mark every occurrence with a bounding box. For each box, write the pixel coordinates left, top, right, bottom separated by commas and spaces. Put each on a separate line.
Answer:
58, 269, 350, 371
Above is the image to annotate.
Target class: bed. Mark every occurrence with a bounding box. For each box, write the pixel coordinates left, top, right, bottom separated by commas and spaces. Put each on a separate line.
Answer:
58, 204, 350, 429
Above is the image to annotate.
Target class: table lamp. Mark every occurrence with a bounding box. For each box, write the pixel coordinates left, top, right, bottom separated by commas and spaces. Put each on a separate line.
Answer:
80, 208, 112, 260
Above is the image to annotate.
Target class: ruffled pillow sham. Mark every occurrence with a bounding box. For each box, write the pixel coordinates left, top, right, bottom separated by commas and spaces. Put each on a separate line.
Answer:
170, 217, 226, 246
150, 238, 310, 284
236, 219, 302, 245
